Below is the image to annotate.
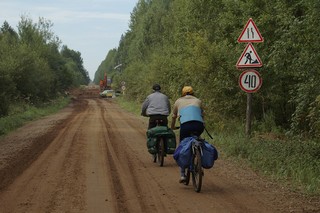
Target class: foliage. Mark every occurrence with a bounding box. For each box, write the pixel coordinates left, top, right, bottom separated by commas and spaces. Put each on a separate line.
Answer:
94, 0, 320, 138
95, 0, 320, 194
0, 96, 70, 136
61, 45, 90, 86
0, 16, 89, 116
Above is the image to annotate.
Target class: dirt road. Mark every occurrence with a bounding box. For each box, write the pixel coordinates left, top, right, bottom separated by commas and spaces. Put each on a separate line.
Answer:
0, 91, 319, 213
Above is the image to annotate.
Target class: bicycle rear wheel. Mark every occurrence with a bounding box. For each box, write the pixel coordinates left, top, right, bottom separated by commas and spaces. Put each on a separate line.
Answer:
192, 147, 203, 192
157, 137, 165, 167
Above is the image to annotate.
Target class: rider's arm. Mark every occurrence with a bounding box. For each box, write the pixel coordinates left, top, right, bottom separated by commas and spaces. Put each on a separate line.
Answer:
171, 116, 176, 129
166, 97, 171, 115
171, 101, 178, 129
141, 98, 149, 116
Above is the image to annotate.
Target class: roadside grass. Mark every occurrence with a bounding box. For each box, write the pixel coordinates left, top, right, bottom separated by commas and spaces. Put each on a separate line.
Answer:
214, 124, 320, 196
115, 96, 142, 116
0, 96, 70, 136
115, 96, 320, 195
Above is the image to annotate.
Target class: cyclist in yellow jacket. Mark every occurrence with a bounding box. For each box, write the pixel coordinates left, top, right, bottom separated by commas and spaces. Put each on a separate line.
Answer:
171, 86, 204, 183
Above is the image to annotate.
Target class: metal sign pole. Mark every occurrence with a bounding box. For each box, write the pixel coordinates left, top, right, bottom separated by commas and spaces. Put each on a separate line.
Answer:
237, 18, 264, 137
246, 93, 252, 136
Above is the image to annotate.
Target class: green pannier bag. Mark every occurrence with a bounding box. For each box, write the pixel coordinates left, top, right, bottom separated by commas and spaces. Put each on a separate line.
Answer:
147, 137, 158, 154
165, 128, 177, 154
146, 126, 176, 154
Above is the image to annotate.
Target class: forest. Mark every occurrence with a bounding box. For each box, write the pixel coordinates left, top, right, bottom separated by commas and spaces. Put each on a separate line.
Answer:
0, 0, 319, 193
0, 16, 90, 116
94, 0, 320, 139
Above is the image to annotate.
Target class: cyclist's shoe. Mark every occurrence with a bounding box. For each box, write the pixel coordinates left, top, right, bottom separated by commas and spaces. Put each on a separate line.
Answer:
179, 176, 186, 183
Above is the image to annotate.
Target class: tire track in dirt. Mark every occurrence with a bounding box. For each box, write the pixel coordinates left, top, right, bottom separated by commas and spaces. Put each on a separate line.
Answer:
43, 102, 89, 213
97, 99, 182, 213
82, 99, 118, 212
99, 101, 183, 210
0, 99, 85, 191
0, 100, 89, 212
98, 99, 144, 212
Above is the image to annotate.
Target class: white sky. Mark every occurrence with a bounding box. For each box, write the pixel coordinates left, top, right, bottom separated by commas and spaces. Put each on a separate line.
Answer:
0, 0, 139, 80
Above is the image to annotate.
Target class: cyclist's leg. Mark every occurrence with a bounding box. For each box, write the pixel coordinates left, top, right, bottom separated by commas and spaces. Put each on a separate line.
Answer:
149, 115, 168, 128
158, 115, 168, 127
148, 116, 158, 129
178, 123, 192, 183
178, 122, 199, 183
179, 123, 191, 142
194, 121, 205, 137
181, 121, 204, 137
179, 166, 186, 183
178, 122, 204, 184
178, 125, 187, 183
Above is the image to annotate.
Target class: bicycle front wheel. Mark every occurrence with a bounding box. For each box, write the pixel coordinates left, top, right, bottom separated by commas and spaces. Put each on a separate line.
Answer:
192, 147, 203, 192
157, 137, 165, 167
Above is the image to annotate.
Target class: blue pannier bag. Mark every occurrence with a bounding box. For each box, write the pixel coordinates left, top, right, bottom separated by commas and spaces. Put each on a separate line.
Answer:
201, 141, 218, 169
173, 137, 194, 169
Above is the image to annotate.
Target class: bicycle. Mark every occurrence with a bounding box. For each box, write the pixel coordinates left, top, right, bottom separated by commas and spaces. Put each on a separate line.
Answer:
174, 126, 216, 193
153, 132, 166, 166
183, 136, 204, 192
149, 119, 176, 167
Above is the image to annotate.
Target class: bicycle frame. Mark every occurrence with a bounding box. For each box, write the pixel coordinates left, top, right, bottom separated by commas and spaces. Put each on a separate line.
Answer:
155, 135, 167, 166
184, 137, 204, 192
153, 119, 168, 167
191, 139, 203, 156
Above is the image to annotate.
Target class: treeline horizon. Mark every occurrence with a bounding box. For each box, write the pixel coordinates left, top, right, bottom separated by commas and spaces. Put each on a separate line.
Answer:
0, 16, 90, 116
94, 0, 320, 138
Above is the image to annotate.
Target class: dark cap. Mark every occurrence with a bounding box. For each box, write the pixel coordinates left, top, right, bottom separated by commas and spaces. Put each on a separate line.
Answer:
152, 84, 161, 91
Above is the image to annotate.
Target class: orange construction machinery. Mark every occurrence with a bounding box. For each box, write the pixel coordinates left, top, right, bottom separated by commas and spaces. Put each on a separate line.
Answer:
99, 72, 111, 91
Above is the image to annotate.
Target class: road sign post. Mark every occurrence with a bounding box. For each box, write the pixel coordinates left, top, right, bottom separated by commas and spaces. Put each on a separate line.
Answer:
121, 85, 126, 95
239, 70, 262, 93
236, 43, 263, 68
237, 18, 264, 136
239, 69, 262, 135
246, 93, 252, 136
237, 18, 264, 43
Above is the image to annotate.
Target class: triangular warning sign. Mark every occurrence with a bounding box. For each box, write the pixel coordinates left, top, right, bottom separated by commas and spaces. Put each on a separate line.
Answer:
238, 18, 264, 43
236, 43, 263, 68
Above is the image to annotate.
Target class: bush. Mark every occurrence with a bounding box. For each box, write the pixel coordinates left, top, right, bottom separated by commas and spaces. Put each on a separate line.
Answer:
0, 96, 70, 136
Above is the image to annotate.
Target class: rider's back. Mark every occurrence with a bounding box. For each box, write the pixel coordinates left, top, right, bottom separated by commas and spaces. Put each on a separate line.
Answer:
143, 91, 170, 116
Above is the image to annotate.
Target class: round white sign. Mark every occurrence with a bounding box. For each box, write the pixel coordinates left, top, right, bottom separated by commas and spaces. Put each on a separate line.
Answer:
239, 70, 262, 93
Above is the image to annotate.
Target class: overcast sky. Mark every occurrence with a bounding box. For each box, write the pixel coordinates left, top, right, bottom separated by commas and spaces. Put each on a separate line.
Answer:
0, 0, 139, 80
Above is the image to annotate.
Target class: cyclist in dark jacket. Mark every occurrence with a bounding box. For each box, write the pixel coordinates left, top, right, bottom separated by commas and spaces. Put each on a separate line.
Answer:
141, 84, 171, 129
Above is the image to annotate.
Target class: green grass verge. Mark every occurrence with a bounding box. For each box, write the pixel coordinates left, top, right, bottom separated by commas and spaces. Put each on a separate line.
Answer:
0, 96, 70, 136
114, 96, 142, 116
115, 96, 320, 195
214, 130, 320, 195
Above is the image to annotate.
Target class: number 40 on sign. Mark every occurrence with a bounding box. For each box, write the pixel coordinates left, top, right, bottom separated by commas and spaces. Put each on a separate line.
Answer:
239, 70, 262, 93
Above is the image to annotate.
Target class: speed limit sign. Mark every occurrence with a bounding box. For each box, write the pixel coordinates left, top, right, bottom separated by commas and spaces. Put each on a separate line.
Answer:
239, 70, 262, 93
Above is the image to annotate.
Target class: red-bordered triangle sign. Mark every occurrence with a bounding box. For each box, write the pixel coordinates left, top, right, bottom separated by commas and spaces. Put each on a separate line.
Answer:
236, 43, 263, 68
238, 18, 264, 43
